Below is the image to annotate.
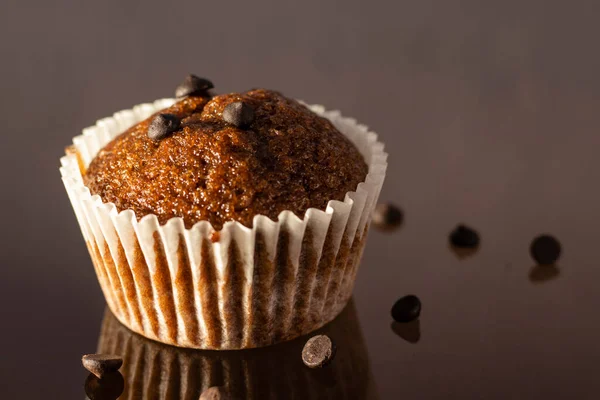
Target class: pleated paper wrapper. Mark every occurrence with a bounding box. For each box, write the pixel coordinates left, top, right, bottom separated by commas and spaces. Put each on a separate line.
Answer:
60, 99, 387, 350
96, 300, 379, 399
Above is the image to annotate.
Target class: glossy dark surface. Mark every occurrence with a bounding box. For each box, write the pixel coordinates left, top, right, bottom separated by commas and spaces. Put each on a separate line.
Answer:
1, 0, 600, 399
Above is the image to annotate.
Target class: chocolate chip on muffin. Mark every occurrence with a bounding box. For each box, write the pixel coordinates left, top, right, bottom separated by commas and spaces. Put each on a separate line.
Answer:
223, 101, 255, 128
147, 113, 180, 140
175, 74, 214, 98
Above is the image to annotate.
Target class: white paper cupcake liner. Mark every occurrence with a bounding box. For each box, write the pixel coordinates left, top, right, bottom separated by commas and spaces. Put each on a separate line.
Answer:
60, 98, 387, 349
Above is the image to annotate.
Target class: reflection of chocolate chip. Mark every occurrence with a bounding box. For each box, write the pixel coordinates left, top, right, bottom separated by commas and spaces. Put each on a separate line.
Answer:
302, 335, 335, 368
223, 102, 255, 128
449, 224, 479, 248
148, 113, 180, 140
199, 386, 231, 400
82, 354, 123, 378
84, 372, 124, 400
529, 264, 560, 283
372, 203, 403, 231
391, 319, 421, 343
530, 235, 561, 265
391, 295, 421, 323
449, 241, 479, 259
175, 74, 214, 98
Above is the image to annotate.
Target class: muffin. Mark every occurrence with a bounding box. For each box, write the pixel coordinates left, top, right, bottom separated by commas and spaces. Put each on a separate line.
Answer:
60, 75, 387, 349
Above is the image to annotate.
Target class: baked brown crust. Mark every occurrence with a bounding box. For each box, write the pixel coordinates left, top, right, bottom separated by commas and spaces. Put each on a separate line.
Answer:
84, 89, 367, 229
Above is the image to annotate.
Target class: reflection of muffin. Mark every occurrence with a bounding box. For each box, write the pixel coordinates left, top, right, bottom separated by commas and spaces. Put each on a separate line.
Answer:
61, 86, 387, 349
97, 299, 379, 399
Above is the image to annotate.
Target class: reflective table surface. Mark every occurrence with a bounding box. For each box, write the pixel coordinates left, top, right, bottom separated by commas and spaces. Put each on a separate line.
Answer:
4, 202, 600, 399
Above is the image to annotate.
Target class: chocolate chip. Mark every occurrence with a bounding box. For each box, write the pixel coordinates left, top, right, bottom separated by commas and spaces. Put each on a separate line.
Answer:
223, 101, 255, 128
449, 224, 479, 248
175, 74, 214, 98
199, 386, 231, 400
148, 113, 180, 140
391, 295, 421, 323
530, 234, 561, 265
372, 203, 403, 230
302, 335, 335, 368
84, 372, 124, 400
82, 354, 123, 378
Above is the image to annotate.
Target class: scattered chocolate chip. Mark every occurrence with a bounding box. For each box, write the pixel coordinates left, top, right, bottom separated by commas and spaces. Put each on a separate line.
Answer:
449, 224, 480, 248
223, 101, 255, 128
84, 372, 124, 400
391, 295, 421, 323
82, 354, 123, 378
148, 113, 180, 140
175, 74, 214, 98
199, 386, 231, 400
302, 335, 335, 368
530, 234, 561, 265
372, 203, 403, 231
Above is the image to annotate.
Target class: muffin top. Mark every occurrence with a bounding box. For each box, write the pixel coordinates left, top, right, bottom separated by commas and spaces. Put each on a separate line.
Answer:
84, 88, 368, 230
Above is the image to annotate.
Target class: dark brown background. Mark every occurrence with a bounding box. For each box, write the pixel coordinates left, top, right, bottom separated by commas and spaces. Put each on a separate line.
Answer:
1, 0, 600, 398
